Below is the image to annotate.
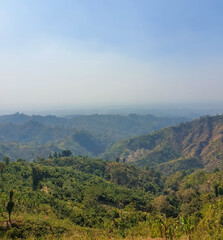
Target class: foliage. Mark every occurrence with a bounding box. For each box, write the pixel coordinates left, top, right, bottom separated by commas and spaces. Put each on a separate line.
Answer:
6, 190, 14, 224
104, 115, 223, 174
0, 113, 187, 161
0, 156, 222, 239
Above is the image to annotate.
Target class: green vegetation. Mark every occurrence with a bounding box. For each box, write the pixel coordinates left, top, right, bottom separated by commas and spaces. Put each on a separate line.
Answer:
103, 115, 223, 174
1, 114, 223, 239
0, 156, 222, 239
0, 113, 187, 161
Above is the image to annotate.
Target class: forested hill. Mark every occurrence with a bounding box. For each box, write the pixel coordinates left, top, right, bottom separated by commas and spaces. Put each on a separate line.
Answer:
0, 121, 105, 161
0, 156, 223, 239
0, 113, 188, 161
103, 115, 223, 174
0, 113, 188, 137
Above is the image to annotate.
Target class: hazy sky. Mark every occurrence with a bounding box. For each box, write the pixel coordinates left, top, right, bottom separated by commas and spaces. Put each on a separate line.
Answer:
0, 0, 223, 112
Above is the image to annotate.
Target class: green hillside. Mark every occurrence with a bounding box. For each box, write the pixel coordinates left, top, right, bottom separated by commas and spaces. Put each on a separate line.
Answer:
0, 122, 101, 161
0, 113, 188, 139
0, 113, 187, 161
103, 115, 223, 174
0, 157, 223, 239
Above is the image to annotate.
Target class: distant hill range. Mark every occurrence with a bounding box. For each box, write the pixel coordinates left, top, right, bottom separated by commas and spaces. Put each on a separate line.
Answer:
103, 115, 223, 174
0, 113, 187, 161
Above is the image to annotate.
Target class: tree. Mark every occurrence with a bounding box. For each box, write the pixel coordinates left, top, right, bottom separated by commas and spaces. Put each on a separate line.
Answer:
6, 190, 14, 224
16, 159, 26, 163
31, 165, 42, 190
3, 156, 10, 165
154, 195, 174, 217
181, 217, 193, 240
156, 215, 176, 240
83, 185, 102, 209
0, 162, 5, 178
214, 184, 219, 197
61, 150, 72, 157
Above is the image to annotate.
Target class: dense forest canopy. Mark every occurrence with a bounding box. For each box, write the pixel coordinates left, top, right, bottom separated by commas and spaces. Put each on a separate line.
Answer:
0, 113, 188, 161
0, 156, 222, 239
103, 115, 223, 174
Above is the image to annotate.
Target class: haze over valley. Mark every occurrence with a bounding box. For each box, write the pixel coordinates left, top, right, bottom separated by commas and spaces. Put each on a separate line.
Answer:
1, 1, 223, 239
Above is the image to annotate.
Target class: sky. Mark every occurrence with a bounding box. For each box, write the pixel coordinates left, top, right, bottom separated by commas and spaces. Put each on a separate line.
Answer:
0, 0, 223, 113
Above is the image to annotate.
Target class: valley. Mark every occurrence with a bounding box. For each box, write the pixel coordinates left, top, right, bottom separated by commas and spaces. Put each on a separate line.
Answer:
0, 113, 223, 239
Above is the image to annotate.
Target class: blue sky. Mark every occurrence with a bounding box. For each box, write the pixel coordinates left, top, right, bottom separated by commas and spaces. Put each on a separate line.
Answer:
0, 0, 223, 112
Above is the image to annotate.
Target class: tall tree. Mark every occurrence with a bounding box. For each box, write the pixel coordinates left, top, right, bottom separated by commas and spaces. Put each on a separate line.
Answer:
0, 162, 5, 178
31, 165, 42, 190
6, 190, 14, 224
61, 150, 72, 157
3, 156, 10, 165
